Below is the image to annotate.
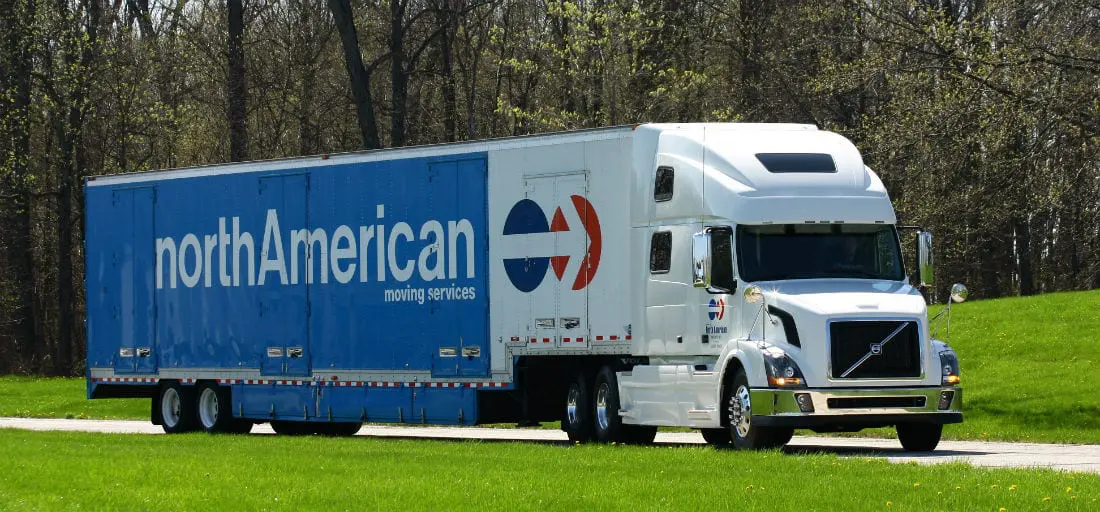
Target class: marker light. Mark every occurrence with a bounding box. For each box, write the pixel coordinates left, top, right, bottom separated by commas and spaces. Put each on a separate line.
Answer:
768, 376, 803, 387
944, 375, 960, 385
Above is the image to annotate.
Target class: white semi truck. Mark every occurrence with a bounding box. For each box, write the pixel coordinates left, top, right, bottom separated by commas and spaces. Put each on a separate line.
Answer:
85, 123, 962, 450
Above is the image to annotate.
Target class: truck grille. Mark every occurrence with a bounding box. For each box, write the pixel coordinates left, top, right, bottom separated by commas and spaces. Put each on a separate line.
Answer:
829, 320, 920, 379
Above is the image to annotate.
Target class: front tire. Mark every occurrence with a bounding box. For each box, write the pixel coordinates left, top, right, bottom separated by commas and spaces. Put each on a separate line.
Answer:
896, 423, 943, 452
701, 428, 731, 446
159, 382, 198, 434
727, 370, 789, 450
562, 370, 593, 443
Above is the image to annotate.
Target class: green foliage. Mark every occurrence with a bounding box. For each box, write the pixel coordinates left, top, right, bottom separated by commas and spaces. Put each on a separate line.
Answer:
0, 429, 1096, 510
1, 0, 1098, 373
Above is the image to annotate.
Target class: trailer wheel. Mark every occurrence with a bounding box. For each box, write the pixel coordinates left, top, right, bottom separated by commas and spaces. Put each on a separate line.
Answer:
896, 423, 942, 452
315, 422, 363, 437
562, 370, 593, 443
158, 382, 198, 434
727, 370, 789, 450
701, 428, 731, 446
270, 420, 313, 436
196, 383, 252, 434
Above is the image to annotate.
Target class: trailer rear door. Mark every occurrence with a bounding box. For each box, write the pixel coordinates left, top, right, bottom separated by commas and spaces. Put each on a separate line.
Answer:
112, 187, 158, 374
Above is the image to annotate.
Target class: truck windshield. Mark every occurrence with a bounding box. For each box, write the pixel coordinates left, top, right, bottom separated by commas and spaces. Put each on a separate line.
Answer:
737, 224, 905, 281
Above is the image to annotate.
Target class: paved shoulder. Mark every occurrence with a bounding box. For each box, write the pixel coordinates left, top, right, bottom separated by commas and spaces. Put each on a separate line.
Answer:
2, 417, 1097, 474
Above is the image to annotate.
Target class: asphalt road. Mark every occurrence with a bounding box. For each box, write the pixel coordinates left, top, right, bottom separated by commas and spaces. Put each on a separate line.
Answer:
2, 417, 1098, 474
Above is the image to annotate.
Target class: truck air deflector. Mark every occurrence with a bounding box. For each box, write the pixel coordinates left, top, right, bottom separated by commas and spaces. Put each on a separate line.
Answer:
755, 153, 837, 173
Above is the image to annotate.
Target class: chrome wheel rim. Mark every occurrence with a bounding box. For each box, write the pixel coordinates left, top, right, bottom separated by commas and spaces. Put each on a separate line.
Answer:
731, 385, 752, 438
161, 387, 182, 428
198, 387, 219, 429
566, 385, 581, 427
595, 383, 610, 432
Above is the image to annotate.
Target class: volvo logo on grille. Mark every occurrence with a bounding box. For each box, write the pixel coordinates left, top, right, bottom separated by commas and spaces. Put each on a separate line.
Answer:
870, 343, 882, 355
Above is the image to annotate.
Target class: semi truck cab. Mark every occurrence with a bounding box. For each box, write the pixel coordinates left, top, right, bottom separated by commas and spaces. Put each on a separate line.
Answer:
615, 124, 963, 450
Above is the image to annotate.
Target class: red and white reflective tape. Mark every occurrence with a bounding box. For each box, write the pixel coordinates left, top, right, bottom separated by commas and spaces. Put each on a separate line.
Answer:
93, 377, 158, 384
94, 377, 509, 389
521, 334, 631, 344
427, 382, 462, 388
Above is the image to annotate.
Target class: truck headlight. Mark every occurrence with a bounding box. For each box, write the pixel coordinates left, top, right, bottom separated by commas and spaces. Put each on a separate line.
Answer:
938, 348, 961, 386
763, 351, 807, 388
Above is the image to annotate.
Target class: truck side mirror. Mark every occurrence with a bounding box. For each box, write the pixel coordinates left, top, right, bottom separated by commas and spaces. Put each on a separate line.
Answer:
692, 232, 711, 289
917, 231, 934, 287
693, 228, 736, 294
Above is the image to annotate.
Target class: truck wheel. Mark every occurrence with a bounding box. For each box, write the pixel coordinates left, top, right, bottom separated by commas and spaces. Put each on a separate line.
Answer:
196, 383, 252, 434
592, 366, 628, 443
727, 370, 788, 450
701, 428, 731, 446
562, 370, 593, 443
270, 420, 313, 436
159, 382, 198, 434
315, 422, 363, 437
896, 423, 942, 452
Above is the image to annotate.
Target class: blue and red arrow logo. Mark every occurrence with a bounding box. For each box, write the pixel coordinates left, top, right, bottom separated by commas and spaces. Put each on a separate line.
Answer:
502, 196, 602, 292
708, 298, 726, 321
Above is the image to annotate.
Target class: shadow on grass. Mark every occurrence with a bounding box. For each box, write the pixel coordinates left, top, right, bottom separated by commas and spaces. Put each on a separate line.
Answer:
783, 444, 990, 457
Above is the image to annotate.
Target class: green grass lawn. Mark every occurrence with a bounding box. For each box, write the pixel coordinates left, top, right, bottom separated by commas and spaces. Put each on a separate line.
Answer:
1, 289, 1098, 444
939, 289, 1100, 443
0, 376, 147, 420
0, 429, 1094, 511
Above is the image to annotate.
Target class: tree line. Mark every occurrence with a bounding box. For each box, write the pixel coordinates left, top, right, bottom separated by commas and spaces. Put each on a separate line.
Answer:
1, 0, 1097, 375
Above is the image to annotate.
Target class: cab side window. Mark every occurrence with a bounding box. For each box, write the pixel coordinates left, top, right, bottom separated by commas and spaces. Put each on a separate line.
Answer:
654, 166, 674, 202
650, 231, 672, 273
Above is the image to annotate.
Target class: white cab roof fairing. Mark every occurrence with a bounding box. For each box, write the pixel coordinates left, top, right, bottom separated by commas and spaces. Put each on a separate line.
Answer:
699, 127, 897, 225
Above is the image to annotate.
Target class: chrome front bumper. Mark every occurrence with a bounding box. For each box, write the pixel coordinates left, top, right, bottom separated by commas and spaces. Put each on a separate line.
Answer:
750, 386, 963, 428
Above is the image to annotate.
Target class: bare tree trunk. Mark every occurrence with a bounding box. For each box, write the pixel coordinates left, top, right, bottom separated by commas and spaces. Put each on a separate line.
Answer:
1014, 216, 1034, 296
437, 0, 457, 142
1, 0, 39, 372
227, 0, 249, 161
127, 0, 155, 40
390, 0, 408, 147
327, 0, 381, 149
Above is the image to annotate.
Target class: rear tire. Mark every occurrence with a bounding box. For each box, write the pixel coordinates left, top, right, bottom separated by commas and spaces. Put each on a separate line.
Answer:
592, 366, 625, 443
196, 383, 252, 434
270, 420, 313, 436
315, 422, 363, 437
896, 423, 942, 452
159, 382, 198, 434
562, 370, 593, 443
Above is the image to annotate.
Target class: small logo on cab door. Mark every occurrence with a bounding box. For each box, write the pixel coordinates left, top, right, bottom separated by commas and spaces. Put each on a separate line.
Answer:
708, 298, 726, 321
